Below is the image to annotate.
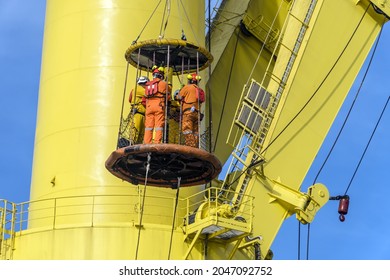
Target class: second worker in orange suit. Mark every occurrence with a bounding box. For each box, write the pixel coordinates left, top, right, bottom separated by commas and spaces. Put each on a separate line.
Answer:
177, 73, 205, 148
143, 66, 171, 144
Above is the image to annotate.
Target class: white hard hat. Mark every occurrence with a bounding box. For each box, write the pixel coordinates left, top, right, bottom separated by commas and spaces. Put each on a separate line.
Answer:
137, 76, 149, 84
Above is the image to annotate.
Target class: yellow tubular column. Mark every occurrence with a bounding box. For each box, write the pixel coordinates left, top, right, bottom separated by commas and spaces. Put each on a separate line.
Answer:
15, 0, 206, 260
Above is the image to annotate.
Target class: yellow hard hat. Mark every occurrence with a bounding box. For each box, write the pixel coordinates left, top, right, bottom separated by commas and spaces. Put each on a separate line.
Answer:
187, 73, 201, 82
152, 65, 164, 73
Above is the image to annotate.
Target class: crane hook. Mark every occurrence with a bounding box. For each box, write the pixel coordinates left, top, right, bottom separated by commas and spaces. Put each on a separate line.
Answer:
338, 195, 350, 222
329, 195, 350, 222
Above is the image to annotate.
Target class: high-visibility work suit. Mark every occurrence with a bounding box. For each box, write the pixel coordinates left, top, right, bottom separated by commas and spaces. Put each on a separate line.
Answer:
129, 85, 146, 144
144, 78, 171, 144
179, 84, 204, 148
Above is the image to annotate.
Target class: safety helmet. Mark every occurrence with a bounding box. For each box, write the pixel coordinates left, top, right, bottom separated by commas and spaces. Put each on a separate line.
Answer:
137, 76, 149, 85
187, 73, 201, 83
152, 65, 164, 79
152, 65, 165, 73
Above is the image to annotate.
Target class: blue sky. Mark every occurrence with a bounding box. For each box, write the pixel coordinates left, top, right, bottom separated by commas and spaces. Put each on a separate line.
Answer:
0, 1, 389, 260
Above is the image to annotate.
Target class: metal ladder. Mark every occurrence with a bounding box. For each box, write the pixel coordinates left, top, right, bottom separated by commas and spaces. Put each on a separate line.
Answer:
0, 200, 16, 260
222, 0, 318, 206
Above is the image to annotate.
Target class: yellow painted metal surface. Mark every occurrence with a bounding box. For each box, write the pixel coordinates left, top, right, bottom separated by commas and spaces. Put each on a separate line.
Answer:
3, 0, 387, 260
208, 0, 387, 258
31, 0, 205, 201
15, 0, 211, 259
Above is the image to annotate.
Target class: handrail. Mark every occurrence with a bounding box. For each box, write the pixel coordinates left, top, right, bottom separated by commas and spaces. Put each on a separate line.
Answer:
2, 193, 191, 235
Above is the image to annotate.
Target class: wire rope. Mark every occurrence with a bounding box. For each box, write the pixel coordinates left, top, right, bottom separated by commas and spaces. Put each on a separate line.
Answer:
297, 220, 301, 260
207, 0, 213, 153
159, 0, 171, 39
299, 4, 371, 260
303, 5, 387, 261
259, 3, 371, 157
344, 96, 389, 195
117, 63, 130, 149
240, 2, 373, 260
313, 24, 384, 185
134, 153, 151, 260
168, 177, 181, 260
132, 0, 163, 44
306, 223, 311, 260
179, 0, 200, 45
210, 1, 374, 260
176, 0, 186, 40
212, 28, 240, 152
301, 96, 389, 260
244, 0, 285, 89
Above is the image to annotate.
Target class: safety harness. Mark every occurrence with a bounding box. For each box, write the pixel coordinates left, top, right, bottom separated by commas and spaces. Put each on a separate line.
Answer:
145, 79, 170, 99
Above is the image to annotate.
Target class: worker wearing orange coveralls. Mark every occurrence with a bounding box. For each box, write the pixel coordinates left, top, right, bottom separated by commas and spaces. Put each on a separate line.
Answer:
143, 66, 171, 144
128, 76, 149, 144
177, 73, 205, 148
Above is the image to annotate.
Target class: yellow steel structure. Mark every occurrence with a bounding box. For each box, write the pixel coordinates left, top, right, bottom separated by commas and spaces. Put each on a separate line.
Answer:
208, 0, 387, 259
7, 0, 209, 260
0, 0, 388, 260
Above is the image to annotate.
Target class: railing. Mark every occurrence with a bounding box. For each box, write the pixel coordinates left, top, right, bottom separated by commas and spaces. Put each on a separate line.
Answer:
1, 193, 194, 237
2, 189, 253, 236
0, 188, 254, 261
182, 187, 254, 237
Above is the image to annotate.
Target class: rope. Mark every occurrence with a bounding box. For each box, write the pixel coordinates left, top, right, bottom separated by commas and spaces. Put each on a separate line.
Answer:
168, 177, 181, 260
297, 221, 311, 260
134, 153, 151, 260
303, 4, 382, 260
196, 52, 201, 149
159, 0, 171, 39
219, 159, 263, 194
244, 0, 285, 89
344, 96, 389, 195
132, 0, 162, 45
117, 63, 130, 149
306, 223, 311, 260
207, 0, 213, 153
259, 3, 371, 157
127, 50, 143, 144
179, 0, 200, 45
212, 0, 284, 154
133, 48, 142, 104
164, 45, 171, 143
313, 24, 384, 184
297, 221, 301, 260
176, 0, 186, 40
212, 28, 240, 152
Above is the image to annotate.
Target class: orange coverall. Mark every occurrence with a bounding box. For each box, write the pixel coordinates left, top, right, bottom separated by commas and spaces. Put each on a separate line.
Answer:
179, 84, 203, 147
144, 78, 171, 144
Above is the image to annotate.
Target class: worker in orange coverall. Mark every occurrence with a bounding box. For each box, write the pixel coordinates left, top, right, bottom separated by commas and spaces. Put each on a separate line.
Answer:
177, 73, 205, 148
143, 66, 171, 144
